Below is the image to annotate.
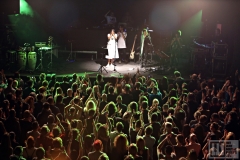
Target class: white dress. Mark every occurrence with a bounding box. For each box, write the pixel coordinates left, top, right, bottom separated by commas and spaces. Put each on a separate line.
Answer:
106, 34, 119, 59
117, 32, 127, 48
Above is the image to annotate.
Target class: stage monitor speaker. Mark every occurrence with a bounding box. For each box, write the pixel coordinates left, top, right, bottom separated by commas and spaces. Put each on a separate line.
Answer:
1, 0, 20, 15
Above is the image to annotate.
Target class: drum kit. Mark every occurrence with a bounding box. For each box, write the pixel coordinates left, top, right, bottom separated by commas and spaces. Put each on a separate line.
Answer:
6, 43, 37, 71
6, 37, 54, 72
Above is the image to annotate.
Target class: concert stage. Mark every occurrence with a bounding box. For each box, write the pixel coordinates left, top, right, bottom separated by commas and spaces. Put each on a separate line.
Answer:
3, 56, 189, 81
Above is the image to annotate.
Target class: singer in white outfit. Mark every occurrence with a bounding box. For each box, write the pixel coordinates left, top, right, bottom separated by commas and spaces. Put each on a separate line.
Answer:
106, 29, 119, 67
117, 26, 127, 63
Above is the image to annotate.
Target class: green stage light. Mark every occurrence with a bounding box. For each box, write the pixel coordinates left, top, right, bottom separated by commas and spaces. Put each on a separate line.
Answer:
181, 10, 203, 37
20, 0, 33, 16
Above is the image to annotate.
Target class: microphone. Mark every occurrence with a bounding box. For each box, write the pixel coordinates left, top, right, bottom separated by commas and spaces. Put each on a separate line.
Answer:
146, 27, 153, 32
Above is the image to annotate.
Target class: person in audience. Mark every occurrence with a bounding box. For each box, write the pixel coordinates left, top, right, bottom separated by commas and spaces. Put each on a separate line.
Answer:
22, 136, 37, 159
149, 86, 162, 107
142, 126, 155, 160
185, 133, 201, 156
145, 113, 161, 146
128, 143, 143, 160
158, 145, 176, 160
69, 73, 77, 87
140, 101, 149, 124
107, 86, 117, 103
136, 137, 149, 160
129, 119, 141, 144
224, 111, 240, 140
187, 149, 198, 160
115, 95, 127, 116
0, 133, 13, 159
55, 94, 65, 116
98, 153, 109, 160
47, 97, 60, 116
4, 78, 16, 96
35, 126, 53, 151
48, 137, 63, 159
158, 122, 177, 155
33, 147, 47, 160
88, 139, 104, 160
110, 134, 128, 160
5, 109, 21, 142
60, 76, 70, 96
27, 121, 40, 143
20, 110, 33, 144
34, 94, 44, 118
109, 122, 126, 147
173, 134, 188, 159
37, 102, 53, 127
80, 135, 94, 157
63, 89, 73, 105
10, 146, 25, 160
132, 82, 143, 103
14, 72, 24, 89
0, 69, 239, 160
121, 84, 133, 105
23, 80, 35, 99
9, 132, 19, 149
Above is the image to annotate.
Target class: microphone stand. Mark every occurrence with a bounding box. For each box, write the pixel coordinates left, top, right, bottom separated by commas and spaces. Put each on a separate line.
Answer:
113, 33, 121, 76
140, 32, 144, 68
148, 33, 154, 63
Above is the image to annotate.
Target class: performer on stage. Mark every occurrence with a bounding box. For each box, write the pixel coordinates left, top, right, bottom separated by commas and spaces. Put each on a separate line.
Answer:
117, 26, 127, 63
213, 28, 224, 43
106, 29, 119, 67
169, 30, 182, 70
105, 11, 117, 27
140, 28, 150, 66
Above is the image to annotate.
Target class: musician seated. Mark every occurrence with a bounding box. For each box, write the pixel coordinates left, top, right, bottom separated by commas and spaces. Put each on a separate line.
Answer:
105, 11, 117, 27
212, 28, 225, 44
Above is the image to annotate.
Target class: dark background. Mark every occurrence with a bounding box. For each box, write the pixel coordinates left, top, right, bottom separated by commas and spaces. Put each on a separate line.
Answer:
1, 0, 240, 44
1, 0, 240, 72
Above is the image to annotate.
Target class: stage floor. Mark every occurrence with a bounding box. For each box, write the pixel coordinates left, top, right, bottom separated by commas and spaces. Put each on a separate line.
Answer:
4, 58, 188, 80
3, 57, 228, 87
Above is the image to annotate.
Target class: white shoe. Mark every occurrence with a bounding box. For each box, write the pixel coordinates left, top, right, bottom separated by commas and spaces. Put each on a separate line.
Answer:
106, 64, 110, 67
110, 64, 114, 67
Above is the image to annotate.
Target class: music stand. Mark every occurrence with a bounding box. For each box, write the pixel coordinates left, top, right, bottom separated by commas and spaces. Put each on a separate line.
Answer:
97, 53, 108, 74
66, 40, 76, 62
35, 42, 46, 70
47, 37, 53, 71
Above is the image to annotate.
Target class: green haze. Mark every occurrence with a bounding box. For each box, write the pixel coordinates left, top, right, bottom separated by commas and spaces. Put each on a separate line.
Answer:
20, 0, 33, 16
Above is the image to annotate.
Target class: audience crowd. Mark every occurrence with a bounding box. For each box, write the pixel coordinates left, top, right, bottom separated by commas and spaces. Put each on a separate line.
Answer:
0, 69, 240, 160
